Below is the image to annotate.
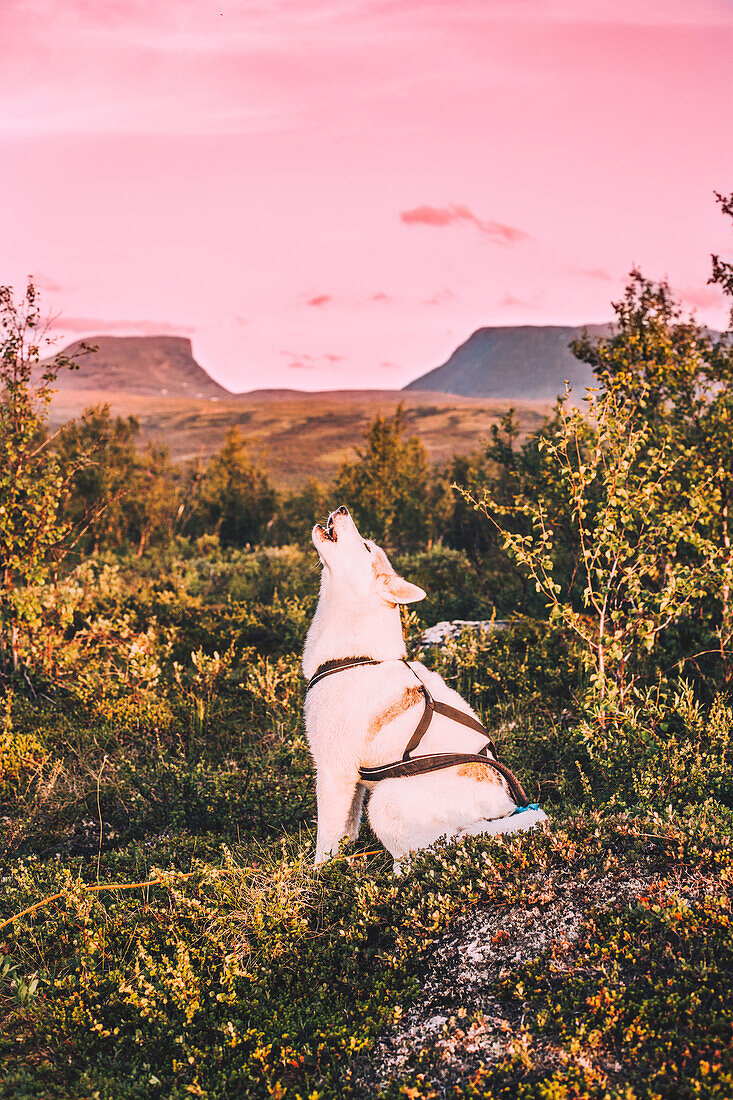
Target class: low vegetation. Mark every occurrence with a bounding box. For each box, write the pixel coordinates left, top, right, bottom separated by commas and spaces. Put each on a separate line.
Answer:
47, 386, 550, 491
1, 195, 733, 1097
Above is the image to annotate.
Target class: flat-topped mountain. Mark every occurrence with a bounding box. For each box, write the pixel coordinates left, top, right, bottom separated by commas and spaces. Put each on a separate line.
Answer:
404, 324, 612, 400
45, 335, 229, 398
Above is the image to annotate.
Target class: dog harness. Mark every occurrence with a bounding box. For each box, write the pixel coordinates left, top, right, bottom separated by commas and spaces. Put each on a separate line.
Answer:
306, 656, 531, 807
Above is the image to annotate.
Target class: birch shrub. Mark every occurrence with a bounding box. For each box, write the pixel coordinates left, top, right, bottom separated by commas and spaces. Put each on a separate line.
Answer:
460, 384, 719, 713
0, 283, 90, 678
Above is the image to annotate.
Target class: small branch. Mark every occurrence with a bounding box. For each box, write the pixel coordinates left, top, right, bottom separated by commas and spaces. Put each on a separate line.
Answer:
0, 874, 196, 933
340, 849, 383, 862
1, 850, 386, 934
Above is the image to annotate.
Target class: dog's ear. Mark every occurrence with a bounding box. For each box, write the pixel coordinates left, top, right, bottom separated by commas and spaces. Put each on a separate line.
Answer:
376, 572, 426, 604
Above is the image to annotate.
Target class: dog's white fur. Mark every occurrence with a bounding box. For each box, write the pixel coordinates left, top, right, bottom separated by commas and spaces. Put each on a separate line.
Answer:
303, 507, 547, 869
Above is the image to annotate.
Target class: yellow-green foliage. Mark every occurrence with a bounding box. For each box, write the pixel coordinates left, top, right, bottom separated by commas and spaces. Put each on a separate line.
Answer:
0, 692, 46, 794
3, 818, 733, 1099
1, 547, 732, 1099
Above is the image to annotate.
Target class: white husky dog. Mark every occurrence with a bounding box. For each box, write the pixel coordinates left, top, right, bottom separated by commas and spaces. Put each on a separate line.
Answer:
303, 506, 547, 869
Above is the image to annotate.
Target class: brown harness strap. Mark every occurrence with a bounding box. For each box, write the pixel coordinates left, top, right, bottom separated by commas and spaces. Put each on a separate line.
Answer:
305, 655, 530, 806
358, 752, 529, 805
306, 656, 382, 690
401, 678, 498, 760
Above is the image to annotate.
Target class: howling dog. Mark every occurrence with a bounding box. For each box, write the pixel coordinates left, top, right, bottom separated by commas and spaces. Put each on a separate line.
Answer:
303, 506, 547, 871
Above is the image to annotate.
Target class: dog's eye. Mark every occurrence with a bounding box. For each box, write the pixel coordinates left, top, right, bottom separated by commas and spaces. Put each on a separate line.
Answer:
363, 542, 372, 553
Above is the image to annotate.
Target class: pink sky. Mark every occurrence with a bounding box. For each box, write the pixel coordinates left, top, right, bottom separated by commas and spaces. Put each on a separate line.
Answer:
2, 0, 732, 392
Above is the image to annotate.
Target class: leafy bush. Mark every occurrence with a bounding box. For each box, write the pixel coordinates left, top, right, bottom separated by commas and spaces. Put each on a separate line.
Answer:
393, 544, 496, 623
573, 681, 733, 813
0, 691, 47, 806
423, 617, 584, 725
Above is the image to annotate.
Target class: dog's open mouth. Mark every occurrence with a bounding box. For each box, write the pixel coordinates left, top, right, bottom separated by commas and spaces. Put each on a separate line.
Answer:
316, 513, 337, 542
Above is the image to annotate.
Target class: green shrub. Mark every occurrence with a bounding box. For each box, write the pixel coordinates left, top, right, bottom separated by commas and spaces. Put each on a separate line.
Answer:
572, 681, 733, 813
422, 617, 584, 724
393, 544, 496, 623
495, 892, 733, 1100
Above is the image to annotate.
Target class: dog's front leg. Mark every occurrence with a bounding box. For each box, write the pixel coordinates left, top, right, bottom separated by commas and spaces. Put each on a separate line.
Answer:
315, 772, 359, 865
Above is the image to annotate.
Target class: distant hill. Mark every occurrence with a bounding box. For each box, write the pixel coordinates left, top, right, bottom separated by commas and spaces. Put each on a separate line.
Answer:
404, 324, 612, 400
43, 336, 229, 398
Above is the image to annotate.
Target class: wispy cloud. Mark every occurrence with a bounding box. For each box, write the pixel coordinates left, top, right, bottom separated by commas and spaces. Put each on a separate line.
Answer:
371, 292, 391, 302
305, 294, 332, 307
281, 348, 344, 369
678, 283, 725, 310
286, 359, 316, 370
581, 267, 613, 281
282, 349, 315, 361
33, 272, 66, 294
500, 293, 534, 308
51, 315, 195, 336
423, 288, 456, 305
2, 0, 729, 143
400, 204, 529, 244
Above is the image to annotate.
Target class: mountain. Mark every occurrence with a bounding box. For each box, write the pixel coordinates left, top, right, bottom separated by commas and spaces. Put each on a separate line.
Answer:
43, 336, 229, 398
404, 324, 612, 400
